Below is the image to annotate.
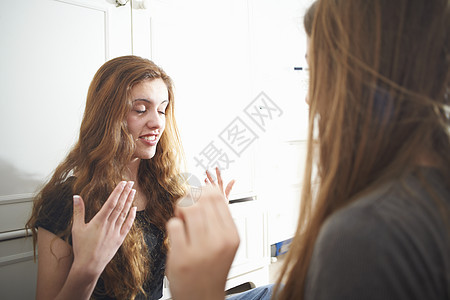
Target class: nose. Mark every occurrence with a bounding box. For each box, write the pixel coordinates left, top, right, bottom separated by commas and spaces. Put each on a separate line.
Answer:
146, 109, 164, 130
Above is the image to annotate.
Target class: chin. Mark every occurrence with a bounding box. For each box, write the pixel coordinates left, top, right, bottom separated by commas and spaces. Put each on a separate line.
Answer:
143, 153, 156, 160
136, 150, 157, 160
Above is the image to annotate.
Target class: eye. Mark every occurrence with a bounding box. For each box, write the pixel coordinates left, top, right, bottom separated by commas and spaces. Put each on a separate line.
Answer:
133, 104, 147, 114
158, 104, 168, 116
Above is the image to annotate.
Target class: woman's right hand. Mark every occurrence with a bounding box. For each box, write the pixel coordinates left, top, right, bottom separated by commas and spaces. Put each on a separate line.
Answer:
166, 186, 240, 300
71, 181, 137, 281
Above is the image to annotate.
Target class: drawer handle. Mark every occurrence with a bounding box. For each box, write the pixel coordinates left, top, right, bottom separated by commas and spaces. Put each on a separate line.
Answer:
0, 229, 29, 241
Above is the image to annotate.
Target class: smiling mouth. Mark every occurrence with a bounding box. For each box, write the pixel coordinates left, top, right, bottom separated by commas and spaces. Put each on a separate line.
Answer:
141, 135, 157, 141
139, 134, 159, 146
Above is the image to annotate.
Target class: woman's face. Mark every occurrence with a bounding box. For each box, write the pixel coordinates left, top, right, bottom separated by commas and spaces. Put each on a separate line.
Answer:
127, 78, 169, 160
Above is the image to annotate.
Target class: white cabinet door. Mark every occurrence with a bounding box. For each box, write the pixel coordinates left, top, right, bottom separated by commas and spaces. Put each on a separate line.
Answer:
251, 0, 315, 249
131, 0, 256, 198
249, 0, 312, 142
0, 1, 132, 298
0, 0, 131, 198
227, 201, 269, 288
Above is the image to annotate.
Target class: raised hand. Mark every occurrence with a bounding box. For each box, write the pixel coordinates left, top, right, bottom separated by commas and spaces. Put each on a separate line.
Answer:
166, 186, 240, 300
71, 181, 137, 281
205, 167, 236, 200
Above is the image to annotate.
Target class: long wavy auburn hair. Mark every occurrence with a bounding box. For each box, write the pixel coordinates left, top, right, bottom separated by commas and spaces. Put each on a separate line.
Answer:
26, 55, 186, 299
275, 0, 450, 299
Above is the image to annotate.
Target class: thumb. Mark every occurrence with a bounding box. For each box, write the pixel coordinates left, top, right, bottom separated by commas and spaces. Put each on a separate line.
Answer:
225, 180, 236, 199
72, 195, 85, 228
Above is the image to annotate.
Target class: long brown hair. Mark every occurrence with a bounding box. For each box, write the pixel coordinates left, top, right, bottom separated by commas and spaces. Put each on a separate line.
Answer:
276, 0, 450, 299
26, 55, 186, 299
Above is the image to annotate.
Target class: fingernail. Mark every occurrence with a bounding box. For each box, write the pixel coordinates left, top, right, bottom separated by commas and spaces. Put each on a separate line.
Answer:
73, 195, 80, 204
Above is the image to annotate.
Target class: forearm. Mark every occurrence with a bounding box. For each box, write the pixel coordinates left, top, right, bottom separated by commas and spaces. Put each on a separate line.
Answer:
38, 263, 100, 300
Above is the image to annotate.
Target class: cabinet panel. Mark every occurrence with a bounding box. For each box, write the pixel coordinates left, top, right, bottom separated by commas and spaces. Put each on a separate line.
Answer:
256, 140, 306, 245
249, 0, 313, 142
134, 0, 255, 197
228, 201, 269, 284
0, 237, 36, 299
0, 0, 131, 198
0, 1, 132, 297
0, 197, 33, 233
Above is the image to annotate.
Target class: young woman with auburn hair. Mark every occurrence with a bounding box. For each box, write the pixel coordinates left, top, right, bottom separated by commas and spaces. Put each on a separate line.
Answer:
26, 55, 209, 299
164, 0, 450, 299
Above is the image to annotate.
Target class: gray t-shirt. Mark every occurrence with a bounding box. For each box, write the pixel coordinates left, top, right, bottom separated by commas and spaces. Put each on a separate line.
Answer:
305, 167, 449, 300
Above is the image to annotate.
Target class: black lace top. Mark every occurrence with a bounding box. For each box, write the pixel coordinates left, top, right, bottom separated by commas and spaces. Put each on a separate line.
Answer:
35, 178, 167, 300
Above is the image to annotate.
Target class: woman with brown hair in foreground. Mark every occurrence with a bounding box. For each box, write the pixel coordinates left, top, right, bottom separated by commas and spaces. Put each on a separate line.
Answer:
165, 0, 450, 299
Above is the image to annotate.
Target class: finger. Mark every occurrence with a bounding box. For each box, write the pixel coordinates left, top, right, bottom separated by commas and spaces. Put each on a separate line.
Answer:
108, 181, 134, 223
215, 167, 224, 191
180, 205, 206, 245
167, 217, 188, 250
197, 188, 237, 247
224, 180, 236, 200
201, 191, 226, 230
120, 206, 137, 236
72, 195, 85, 228
115, 188, 136, 228
207, 189, 236, 232
195, 187, 225, 226
96, 181, 127, 221
166, 217, 188, 281
205, 170, 216, 185
174, 206, 182, 218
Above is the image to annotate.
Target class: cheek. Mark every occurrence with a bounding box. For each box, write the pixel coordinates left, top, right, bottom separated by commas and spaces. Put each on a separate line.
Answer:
126, 117, 140, 137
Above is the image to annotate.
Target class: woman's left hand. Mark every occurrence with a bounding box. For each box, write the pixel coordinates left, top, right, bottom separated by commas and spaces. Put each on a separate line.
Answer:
205, 167, 235, 200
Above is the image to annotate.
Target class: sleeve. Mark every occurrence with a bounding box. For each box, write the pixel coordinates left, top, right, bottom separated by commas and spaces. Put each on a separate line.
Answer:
34, 178, 75, 244
303, 203, 438, 300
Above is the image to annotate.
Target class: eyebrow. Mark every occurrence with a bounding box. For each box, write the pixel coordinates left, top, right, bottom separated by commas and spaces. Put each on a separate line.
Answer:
133, 99, 169, 105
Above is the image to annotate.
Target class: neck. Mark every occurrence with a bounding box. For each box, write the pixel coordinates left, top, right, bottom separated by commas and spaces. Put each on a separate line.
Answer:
125, 158, 141, 181
125, 158, 148, 211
